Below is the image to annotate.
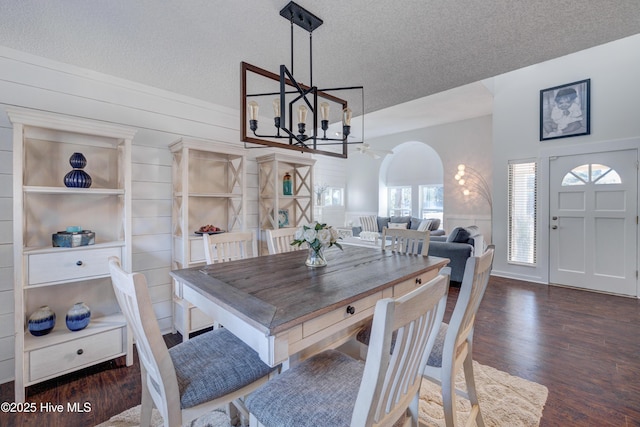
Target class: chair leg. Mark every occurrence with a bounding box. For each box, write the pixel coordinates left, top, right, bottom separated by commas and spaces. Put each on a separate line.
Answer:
441, 363, 458, 427
139, 374, 154, 427
462, 354, 485, 427
249, 413, 264, 427
408, 393, 419, 427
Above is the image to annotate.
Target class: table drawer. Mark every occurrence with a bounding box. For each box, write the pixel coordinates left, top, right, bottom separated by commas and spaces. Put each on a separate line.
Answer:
394, 269, 439, 297
29, 327, 124, 382
303, 291, 382, 338
28, 246, 122, 285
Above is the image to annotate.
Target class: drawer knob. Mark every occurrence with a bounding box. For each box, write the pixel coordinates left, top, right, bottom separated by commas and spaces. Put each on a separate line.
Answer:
346, 305, 355, 315
76, 261, 83, 266
77, 349, 84, 355
415, 277, 422, 285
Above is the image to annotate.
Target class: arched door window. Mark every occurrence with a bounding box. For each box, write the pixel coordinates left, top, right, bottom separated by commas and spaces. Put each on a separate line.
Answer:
561, 163, 622, 186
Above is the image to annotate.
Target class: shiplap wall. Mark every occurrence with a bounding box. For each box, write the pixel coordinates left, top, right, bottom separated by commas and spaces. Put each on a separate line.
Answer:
0, 47, 276, 384
0, 122, 13, 383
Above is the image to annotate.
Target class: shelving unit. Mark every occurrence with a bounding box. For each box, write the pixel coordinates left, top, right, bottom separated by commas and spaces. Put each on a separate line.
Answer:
170, 138, 246, 339
257, 153, 316, 254
8, 107, 135, 402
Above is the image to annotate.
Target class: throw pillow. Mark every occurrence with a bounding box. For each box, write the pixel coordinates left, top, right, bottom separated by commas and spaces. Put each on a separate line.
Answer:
388, 222, 409, 229
409, 217, 422, 230
377, 216, 390, 232
465, 225, 481, 236
447, 226, 471, 243
427, 218, 441, 231
417, 219, 433, 232
390, 216, 411, 225
360, 215, 378, 233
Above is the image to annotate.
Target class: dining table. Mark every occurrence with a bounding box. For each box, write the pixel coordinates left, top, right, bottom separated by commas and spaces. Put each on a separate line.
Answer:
170, 245, 449, 367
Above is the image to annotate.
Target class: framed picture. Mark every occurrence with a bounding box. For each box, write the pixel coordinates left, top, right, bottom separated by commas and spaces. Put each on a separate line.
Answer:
540, 79, 590, 141
278, 209, 289, 228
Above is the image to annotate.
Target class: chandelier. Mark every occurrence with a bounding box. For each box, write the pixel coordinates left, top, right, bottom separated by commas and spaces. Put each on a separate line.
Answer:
241, 1, 364, 158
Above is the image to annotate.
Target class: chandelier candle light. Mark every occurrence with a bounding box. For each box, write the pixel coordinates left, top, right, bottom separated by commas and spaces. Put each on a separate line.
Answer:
291, 222, 342, 267
241, 1, 364, 158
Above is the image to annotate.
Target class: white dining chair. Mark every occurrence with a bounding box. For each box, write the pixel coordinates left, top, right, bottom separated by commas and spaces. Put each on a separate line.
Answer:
203, 231, 257, 264
108, 257, 278, 427
245, 271, 450, 427
382, 227, 430, 256
422, 246, 494, 427
265, 227, 304, 254
202, 231, 258, 329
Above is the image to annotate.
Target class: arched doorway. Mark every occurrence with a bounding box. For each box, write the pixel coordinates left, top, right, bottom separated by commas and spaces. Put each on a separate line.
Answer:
379, 141, 444, 224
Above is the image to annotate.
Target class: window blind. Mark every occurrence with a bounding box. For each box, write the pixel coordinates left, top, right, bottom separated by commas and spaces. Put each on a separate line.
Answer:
508, 162, 537, 264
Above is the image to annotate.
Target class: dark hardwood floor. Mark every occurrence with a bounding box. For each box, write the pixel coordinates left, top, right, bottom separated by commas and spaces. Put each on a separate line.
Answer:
1, 276, 639, 427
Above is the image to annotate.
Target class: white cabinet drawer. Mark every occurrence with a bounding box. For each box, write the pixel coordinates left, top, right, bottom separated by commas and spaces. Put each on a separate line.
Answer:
29, 327, 124, 382
28, 246, 122, 285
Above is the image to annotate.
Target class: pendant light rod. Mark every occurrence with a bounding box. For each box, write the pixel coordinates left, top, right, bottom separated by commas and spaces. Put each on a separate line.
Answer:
241, 2, 363, 159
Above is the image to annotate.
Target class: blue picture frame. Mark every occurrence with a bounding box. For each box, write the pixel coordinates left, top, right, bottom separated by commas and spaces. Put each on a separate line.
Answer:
278, 209, 289, 228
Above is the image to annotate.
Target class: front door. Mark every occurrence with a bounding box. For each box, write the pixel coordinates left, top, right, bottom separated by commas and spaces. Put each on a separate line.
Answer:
549, 150, 638, 296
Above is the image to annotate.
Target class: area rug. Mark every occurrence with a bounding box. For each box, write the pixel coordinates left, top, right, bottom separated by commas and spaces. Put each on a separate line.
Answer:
95, 361, 548, 427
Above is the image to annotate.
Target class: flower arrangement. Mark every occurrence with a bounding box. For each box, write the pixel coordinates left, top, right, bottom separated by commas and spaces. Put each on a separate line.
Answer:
292, 222, 342, 267
292, 222, 342, 252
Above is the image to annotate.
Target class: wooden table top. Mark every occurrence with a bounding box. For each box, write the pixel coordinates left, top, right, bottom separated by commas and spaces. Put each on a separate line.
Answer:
170, 245, 449, 336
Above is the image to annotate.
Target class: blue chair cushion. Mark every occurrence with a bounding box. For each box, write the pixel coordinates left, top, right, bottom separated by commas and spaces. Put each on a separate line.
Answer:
426, 323, 448, 368
245, 349, 364, 427
169, 328, 276, 409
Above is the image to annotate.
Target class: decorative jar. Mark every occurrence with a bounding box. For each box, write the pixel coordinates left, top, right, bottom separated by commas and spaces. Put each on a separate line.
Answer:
64, 152, 92, 188
66, 302, 91, 331
283, 172, 292, 195
28, 306, 56, 336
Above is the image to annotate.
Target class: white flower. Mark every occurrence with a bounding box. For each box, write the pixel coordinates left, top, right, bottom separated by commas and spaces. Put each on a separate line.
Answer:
317, 228, 331, 245
290, 223, 343, 251
303, 228, 317, 243
329, 227, 338, 241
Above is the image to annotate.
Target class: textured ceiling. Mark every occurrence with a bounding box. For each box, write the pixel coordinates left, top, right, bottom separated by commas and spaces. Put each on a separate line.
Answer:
0, 0, 639, 136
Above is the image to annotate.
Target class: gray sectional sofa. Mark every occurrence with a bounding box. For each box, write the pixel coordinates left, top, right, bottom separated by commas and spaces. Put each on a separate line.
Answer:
352, 216, 484, 283
351, 215, 445, 237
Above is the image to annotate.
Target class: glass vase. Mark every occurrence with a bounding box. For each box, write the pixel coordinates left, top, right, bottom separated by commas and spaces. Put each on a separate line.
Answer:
305, 246, 327, 268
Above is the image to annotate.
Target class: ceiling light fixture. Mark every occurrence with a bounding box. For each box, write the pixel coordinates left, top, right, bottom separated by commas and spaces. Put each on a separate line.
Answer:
241, 1, 364, 158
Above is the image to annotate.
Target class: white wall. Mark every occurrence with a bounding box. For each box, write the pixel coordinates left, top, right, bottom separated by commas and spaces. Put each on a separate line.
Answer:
313, 155, 348, 227
492, 33, 640, 282
0, 46, 288, 384
345, 115, 493, 237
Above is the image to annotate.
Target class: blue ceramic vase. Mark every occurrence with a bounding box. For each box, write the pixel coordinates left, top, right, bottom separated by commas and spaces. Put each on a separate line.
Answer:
66, 302, 91, 331
64, 152, 92, 188
28, 306, 56, 336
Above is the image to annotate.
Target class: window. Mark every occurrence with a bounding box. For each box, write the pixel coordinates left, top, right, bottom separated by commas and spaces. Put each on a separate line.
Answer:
419, 184, 443, 223
508, 161, 537, 265
387, 186, 411, 217
561, 163, 622, 186
320, 187, 344, 206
